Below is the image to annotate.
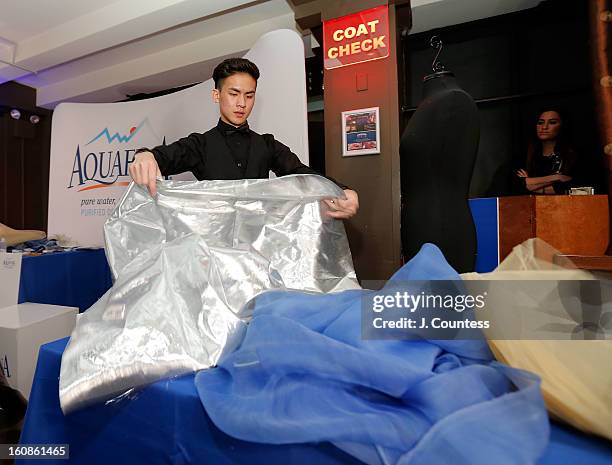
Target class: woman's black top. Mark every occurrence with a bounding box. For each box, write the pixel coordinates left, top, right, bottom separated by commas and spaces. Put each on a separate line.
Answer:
527, 150, 576, 194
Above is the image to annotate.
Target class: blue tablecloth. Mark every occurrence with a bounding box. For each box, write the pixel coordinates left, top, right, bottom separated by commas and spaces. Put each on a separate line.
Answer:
18, 249, 113, 312
18, 338, 612, 465
469, 198, 499, 272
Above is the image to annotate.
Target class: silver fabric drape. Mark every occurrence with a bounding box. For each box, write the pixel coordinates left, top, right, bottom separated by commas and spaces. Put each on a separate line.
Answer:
59, 175, 359, 413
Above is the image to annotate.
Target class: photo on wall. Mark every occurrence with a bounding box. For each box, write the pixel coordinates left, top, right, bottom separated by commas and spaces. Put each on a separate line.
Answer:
341, 106, 380, 156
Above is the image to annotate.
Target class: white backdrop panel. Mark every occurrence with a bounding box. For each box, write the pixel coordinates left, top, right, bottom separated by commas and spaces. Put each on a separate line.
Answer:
47, 29, 309, 247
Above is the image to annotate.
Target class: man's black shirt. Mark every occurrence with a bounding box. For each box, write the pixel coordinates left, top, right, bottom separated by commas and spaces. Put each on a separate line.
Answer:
217, 119, 250, 177
141, 119, 346, 189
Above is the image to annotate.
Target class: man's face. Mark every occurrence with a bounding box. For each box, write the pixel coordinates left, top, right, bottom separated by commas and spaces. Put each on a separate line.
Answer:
212, 72, 256, 126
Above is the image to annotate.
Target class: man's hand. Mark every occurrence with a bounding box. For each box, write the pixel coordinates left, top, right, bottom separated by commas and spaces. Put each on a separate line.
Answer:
128, 151, 161, 196
324, 189, 359, 219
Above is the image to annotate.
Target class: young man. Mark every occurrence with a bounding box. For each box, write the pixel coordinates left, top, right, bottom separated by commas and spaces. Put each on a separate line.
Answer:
129, 58, 358, 219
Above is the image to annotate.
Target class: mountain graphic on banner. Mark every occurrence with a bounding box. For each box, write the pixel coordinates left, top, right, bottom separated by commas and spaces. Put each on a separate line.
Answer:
86, 117, 159, 145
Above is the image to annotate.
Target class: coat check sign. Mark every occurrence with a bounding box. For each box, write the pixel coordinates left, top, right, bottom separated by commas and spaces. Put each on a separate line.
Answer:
323, 5, 390, 69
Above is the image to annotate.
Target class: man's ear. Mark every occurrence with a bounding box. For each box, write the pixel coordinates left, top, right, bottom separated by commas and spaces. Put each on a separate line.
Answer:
211, 88, 220, 103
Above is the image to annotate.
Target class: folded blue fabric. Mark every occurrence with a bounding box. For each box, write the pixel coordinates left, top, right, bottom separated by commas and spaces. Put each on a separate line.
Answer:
196, 243, 549, 465
10, 238, 56, 252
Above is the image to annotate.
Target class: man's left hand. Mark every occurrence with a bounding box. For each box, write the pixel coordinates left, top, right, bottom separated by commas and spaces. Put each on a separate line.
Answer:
324, 189, 359, 219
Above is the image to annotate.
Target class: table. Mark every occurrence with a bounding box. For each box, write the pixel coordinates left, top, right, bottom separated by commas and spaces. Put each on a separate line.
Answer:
469, 196, 610, 273
18, 249, 112, 312
17, 339, 612, 465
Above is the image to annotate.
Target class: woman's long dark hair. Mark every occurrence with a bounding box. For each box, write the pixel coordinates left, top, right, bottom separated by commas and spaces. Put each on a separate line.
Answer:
526, 106, 577, 175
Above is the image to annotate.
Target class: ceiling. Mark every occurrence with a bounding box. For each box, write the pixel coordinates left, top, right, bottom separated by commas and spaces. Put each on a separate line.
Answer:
0, 0, 542, 109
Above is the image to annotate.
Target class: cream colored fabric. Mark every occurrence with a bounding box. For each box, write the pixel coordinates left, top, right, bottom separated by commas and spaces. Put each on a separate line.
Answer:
0, 223, 46, 247
462, 239, 612, 440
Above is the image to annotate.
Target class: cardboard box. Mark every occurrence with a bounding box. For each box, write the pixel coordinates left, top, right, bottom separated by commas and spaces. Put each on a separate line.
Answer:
0, 303, 77, 398
0, 251, 22, 308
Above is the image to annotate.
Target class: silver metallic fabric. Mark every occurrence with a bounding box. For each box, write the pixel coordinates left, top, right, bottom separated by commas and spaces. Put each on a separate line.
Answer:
59, 175, 359, 413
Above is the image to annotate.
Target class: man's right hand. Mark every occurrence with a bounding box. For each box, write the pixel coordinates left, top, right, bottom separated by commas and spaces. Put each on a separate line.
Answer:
129, 151, 162, 196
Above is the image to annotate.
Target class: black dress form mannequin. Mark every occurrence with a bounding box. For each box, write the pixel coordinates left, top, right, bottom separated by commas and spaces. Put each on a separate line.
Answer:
399, 71, 479, 272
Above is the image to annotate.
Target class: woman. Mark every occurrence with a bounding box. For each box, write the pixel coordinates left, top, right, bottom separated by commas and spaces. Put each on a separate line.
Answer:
516, 108, 576, 194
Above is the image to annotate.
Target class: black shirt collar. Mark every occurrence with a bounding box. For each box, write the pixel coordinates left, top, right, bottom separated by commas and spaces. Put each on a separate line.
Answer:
217, 118, 249, 136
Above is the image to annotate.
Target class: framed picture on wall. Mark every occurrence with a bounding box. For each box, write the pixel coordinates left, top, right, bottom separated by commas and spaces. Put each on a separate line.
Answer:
341, 107, 380, 156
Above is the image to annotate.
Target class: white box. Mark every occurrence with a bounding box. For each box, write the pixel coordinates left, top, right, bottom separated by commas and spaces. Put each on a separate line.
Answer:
0, 251, 22, 308
0, 303, 77, 398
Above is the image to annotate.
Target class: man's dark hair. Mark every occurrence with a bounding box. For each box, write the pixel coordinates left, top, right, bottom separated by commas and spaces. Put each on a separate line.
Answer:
213, 58, 260, 89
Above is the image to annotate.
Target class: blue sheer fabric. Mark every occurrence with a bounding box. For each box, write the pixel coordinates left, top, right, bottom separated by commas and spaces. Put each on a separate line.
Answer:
196, 244, 550, 465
